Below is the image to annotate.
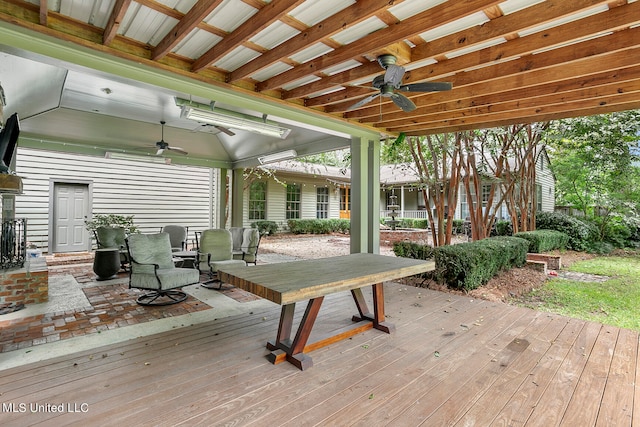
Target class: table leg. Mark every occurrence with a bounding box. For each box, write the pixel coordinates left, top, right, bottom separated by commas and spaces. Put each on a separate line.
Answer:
266, 297, 324, 370
351, 284, 395, 333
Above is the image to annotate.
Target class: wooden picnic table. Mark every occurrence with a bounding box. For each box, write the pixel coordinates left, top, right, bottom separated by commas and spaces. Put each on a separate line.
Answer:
217, 253, 435, 370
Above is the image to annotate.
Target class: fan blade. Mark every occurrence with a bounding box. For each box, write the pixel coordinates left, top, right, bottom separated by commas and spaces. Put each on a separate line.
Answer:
347, 93, 381, 110
384, 64, 405, 87
156, 148, 165, 156
215, 125, 236, 136
399, 82, 452, 92
390, 93, 417, 112
168, 146, 188, 155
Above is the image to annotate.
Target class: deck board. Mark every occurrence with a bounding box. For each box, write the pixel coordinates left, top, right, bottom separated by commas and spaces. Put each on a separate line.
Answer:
0, 284, 637, 427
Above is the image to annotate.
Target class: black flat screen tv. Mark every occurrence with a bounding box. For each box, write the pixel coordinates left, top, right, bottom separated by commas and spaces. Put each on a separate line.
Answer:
0, 113, 20, 173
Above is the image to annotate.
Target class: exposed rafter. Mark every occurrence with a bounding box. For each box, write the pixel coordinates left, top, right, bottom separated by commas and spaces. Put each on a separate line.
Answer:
0, 0, 639, 136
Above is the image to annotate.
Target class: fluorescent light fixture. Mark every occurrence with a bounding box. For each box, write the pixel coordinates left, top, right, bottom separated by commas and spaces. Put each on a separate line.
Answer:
180, 105, 291, 139
105, 152, 171, 164
258, 149, 297, 164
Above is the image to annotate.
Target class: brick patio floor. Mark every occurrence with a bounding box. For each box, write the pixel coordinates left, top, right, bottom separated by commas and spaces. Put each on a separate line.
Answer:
0, 261, 213, 354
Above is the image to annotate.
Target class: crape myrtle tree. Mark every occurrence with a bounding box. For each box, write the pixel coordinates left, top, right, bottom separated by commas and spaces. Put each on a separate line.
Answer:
384, 124, 549, 244
471, 123, 549, 237
383, 133, 463, 247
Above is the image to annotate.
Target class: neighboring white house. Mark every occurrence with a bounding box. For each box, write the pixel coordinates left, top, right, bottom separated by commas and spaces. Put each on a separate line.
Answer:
247, 152, 555, 228
11, 147, 555, 253
14, 147, 219, 253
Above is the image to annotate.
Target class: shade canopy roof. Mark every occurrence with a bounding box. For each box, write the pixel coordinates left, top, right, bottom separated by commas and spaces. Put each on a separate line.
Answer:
1, 0, 639, 167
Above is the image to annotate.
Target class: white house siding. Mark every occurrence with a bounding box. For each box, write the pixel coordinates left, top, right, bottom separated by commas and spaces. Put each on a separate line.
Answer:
536, 151, 556, 213
242, 175, 341, 229
15, 147, 215, 253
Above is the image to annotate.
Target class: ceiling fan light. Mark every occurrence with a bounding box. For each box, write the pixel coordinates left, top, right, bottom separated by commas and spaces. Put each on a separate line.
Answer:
180, 106, 291, 139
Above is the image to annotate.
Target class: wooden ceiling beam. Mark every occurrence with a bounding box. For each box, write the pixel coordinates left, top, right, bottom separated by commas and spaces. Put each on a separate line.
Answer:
152, 0, 225, 61
227, 0, 403, 83
382, 78, 640, 131
373, 65, 640, 127
410, 99, 640, 135
103, 0, 132, 46
191, 0, 305, 72
257, 0, 503, 92
399, 92, 640, 135
343, 27, 640, 120
290, 0, 614, 102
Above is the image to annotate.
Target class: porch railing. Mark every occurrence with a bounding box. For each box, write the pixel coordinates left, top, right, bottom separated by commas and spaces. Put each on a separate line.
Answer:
1, 218, 26, 270
380, 209, 429, 219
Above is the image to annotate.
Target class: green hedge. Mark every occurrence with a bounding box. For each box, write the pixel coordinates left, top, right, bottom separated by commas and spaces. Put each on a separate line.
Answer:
514, 229, 569, 253
536, 212, 597, 251
251, 220, 278, 236
381, 218, 430, 229
392, 241, 434, 259
287, 219, 350, 234
433, 236, 529, 291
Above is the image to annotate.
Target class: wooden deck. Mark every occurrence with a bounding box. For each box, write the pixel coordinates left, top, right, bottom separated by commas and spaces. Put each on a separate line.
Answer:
0, 284, 637, 426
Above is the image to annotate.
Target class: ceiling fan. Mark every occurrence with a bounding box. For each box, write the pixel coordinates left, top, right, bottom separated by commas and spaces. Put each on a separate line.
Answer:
348, 54, 452, 112
152, 121, 188, 155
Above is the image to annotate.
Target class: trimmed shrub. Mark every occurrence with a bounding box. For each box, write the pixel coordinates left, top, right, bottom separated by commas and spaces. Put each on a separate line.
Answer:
535, 212, 597, 251
433, 236, 529, 291
392, 241, 434, 260
251, 220, 278, 236
495, 220, 513, 236
287, 219, 350, 234
514, 229, 569, 253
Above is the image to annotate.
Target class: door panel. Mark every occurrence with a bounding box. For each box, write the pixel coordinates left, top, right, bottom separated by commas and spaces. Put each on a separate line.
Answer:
53, 183, 90, 252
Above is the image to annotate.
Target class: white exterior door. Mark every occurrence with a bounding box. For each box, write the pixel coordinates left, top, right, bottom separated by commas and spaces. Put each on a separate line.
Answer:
53, 183, 90, 253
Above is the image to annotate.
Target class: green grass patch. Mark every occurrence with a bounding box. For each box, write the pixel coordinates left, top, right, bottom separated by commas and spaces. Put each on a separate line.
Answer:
517, 255, 640, 331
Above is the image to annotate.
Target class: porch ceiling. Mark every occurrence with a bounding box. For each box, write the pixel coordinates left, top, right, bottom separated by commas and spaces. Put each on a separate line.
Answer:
1, 1, 640, 166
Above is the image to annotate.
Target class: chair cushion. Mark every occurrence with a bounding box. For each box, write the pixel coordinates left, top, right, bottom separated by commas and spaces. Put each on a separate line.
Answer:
132, 267, 199, 290
209, 259, 246, 274
200, 229, 233, 262
161, 225, 187, 251
127, 233, 174, 270
230, 227, 244, 251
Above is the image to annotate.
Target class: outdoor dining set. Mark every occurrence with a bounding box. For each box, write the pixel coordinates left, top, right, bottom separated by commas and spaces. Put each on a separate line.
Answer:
91, 224, 260, 306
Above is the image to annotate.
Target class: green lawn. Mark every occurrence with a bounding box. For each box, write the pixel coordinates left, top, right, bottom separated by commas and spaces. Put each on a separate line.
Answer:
517, 255, 640, 331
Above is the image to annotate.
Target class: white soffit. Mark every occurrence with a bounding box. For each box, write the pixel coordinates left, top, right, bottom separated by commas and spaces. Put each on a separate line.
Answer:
214, 46, 262, 72
445, 38, 508, 60
173, 29, 220, 59
290, 0, 355, 26
330, 16, 387, 46
120, 3, 177, 45
58, 0, 114, 27
322, 60, 362, 76
420, 11, 489, 42
281, 75, 322, 92
518, 4, 610, 37
250, 21, 300, 50
289, 42, 333, 64
498, 0, 545, 15
250, 62, 293, 82
388, 0, 448, 20
203, 0, 257, 32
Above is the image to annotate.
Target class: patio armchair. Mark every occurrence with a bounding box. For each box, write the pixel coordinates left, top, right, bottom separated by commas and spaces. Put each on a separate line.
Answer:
197, 229, 246, 289
160, 225, 188, 251
94, 226, 129, 271
125, 233, 199, 306
230, 227, 260, 265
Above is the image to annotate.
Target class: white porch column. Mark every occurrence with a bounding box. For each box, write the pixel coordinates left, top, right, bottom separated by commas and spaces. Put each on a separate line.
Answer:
350, 135, 380, 254
230, 168, 244, 228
